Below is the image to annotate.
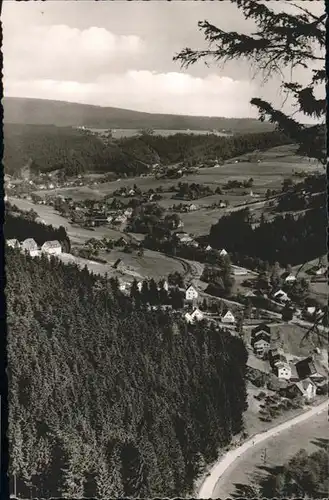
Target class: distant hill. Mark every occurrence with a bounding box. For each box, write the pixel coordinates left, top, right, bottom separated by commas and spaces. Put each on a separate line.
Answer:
3, 97, 274, 134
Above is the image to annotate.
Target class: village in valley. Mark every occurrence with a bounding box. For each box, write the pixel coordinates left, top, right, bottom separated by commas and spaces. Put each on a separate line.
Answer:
5, 140, 328, 434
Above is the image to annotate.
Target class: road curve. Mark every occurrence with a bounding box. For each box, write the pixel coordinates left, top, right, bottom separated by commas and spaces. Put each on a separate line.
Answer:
197, 399, 328, 499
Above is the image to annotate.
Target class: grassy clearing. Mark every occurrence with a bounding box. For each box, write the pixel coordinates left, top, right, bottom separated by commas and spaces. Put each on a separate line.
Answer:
99, 248, 186, 280
213, 409, 328, 500
9, 197, 125, 244
33, 144, 322, 202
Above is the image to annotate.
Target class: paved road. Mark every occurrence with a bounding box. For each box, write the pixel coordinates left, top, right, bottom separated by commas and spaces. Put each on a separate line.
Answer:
197, 400, 328, 499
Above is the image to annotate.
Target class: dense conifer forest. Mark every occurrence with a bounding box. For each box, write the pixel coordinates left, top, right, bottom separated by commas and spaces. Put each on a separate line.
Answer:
7, 249, 248, 498
208, 206, 326, 266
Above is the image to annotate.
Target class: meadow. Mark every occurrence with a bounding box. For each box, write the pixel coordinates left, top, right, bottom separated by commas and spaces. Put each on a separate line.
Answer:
212, 410, 328, 499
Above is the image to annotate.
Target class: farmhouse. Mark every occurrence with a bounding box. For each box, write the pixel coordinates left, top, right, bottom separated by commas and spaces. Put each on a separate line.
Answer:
273, 289, 289, 302
137, 281, 143, 292
6, 239, 20, 249
295, 357, 317, 380
251, 323, 271, 339
21, 238, 39, 257
119, 281, 129, 292
269, 347, 286, 368
283, 273, 296, 283
221, 310, 235, 324
158, 279, 169, 292
41, 240, 62, 255
113, 258, 125, 271
185, 308, 204, 324
124, 208, 133, 217
113, 214, 127, 224
253, 337, 270, 358
281, 378, 317, 402
219, 248, 228, 257
175, 232, 193, 244
188, 204, 199, 211
35, 217, 46, 225
274, 362, 292, 380
315, 266, 327, 276
185, 285, 198, 301
205, 245, 212, 251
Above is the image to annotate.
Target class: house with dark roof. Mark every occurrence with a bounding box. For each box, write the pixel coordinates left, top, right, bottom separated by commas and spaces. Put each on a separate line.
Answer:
280, 378, 317, 401
295, 357, 317, 380
269, 347, 286, 369
113, 258, 124, 270
251, 323, 271, 338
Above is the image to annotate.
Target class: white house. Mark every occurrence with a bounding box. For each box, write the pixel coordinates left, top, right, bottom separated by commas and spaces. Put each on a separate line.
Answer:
119, 282, 128, 292
137, 281, 143, 292
295, 378, 317, 401
275, 362, 292, 380
188, 204, 198, 211
6, 239, 20, 249
41, 240, 62, 255
21, 238, 39, 257
158, 280, 169, 292
221, 310, 235, 324
114, 214, 127, 224
285, 273, 296, 283
185, 308, 204, 324
35, 217, 46, 225
219, 249, 228, 257
253, 338, 270, 357
185, 285, 198, 301
205, 245, 212, 251
124, 208, 133, 217
273, 289, 289, 302
315, 266, 327, 275
176, 232, 193, 244
107, 215, 113, 223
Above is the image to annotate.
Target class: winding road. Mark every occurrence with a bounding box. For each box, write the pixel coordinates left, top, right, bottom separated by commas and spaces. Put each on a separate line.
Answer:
197, 399, 328, 499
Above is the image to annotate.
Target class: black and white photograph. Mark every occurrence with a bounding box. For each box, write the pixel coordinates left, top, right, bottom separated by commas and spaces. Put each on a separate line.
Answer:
1, 0, 328, 498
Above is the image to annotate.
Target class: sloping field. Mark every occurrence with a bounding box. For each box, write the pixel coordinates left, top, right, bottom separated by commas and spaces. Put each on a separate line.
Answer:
212, 410, 328, 500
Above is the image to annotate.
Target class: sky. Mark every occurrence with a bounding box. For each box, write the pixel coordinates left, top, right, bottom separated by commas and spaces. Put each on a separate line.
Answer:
1, 0, 325, 118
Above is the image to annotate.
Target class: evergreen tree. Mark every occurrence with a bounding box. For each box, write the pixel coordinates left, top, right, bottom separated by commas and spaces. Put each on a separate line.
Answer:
174, 0, 325, 164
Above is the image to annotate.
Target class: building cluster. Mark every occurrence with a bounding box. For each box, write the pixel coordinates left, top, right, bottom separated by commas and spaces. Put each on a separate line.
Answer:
6, 238, 62, 258
249, 322, 327, 402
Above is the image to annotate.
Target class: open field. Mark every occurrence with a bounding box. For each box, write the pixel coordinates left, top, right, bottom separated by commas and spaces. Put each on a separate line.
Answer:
8, 197, 188, 281
99, 249, 186, 280
212, 409, 328, 499
32, 144, 323, 203
9, 197, 127, 244
58, 248, 187, 282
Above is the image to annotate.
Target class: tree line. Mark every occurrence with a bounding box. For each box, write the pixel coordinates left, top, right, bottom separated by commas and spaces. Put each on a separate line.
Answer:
7, 248, 248, 498
208, 206, 326, 266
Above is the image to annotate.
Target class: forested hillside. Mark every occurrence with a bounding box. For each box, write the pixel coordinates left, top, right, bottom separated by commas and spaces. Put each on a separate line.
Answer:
209, 206, 326, 266
7, 249, 248, 498
3, 124, 148, 177
3, 96, 275, 132
4, 123, 289, 177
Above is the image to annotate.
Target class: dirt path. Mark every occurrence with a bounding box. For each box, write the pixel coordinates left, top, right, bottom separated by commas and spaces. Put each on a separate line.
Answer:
197, 400, 328, 499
